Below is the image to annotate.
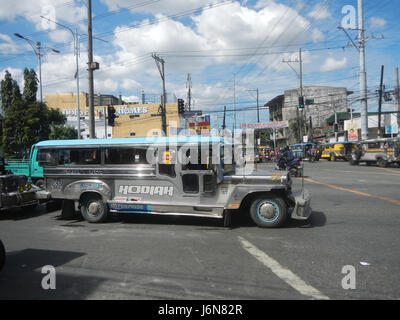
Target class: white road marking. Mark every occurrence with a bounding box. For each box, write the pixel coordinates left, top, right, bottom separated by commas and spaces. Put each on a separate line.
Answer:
238, 236, 330, 300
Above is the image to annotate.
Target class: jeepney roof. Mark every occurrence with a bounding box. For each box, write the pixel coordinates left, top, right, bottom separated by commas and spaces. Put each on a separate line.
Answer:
35, 136, 224, 148
322, 142, 356, 146
358, 137, 400, 144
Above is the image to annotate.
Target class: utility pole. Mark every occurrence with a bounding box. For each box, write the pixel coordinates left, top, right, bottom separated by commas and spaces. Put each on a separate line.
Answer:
330, 94, 338, 142
283, 48, 303, 142
396, 67, 400, 132
358, 0, 368, 140
87, 0, 95, 139
377, 65, 384, 138
152, 53, 167, 136
186, 73, 192, 112
233, 74, 237, 136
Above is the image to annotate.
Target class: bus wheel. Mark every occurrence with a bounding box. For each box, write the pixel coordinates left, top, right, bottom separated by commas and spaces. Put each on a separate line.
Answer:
249, 196, 288, 228
80, 194, 108, 223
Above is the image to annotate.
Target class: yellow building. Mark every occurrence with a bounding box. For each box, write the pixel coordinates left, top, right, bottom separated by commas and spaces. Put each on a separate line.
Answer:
45, 93, 181, 138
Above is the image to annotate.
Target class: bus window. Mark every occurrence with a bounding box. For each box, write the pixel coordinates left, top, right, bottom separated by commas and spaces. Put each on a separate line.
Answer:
105, 148, 148, 165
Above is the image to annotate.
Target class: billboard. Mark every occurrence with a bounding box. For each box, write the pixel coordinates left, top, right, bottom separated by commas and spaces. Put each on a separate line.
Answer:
347, 123, 358, 142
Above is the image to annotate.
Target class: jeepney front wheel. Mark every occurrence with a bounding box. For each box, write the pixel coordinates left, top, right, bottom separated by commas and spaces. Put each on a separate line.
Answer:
80, 194, 108, 223
249, 196, 288, 228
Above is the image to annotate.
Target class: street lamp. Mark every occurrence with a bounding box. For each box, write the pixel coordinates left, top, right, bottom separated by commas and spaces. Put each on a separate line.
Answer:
40, 16, 82, 139
14, 33, 60, 103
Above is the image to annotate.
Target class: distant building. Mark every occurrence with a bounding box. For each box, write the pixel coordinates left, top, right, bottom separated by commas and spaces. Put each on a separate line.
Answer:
266, 86, 353, 144
45, 92, 181, 139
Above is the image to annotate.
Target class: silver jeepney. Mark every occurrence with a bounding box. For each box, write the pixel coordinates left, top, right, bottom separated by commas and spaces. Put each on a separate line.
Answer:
35, 137, 312, 228
351, 137, 400, 167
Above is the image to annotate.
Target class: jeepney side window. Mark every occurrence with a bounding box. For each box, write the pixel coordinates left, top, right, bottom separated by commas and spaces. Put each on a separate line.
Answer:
38, 149, 57, 166
58, 149, 100, 165
367, 143, 378, 149
105, 148, 149, 165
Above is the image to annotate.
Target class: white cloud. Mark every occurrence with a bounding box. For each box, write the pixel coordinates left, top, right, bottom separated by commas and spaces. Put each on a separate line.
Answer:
308, 3, 331, 20
311, 29, 324, 43
0, 0, 86, 39
0, 33, 19, 54
321, 57, 348, 72
99, 0, 217, 16
370, 17, 387, 30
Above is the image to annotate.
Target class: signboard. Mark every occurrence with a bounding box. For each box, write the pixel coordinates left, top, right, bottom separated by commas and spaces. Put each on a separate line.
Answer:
347, 123, 358, 142
189, 122, 211, 135
385, 125, 399, 134
241, 121, 289, 130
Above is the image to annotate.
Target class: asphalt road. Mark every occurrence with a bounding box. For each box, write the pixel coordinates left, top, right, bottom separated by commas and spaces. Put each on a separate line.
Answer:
0, 160, 399, 300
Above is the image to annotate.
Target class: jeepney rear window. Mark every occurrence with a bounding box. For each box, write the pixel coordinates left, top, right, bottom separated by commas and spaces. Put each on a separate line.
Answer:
58, 149, 101, 165
105, 148, 148, 165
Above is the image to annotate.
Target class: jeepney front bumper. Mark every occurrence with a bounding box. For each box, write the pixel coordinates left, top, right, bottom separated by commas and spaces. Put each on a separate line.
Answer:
0, 190, 38, 211
288, 189, 312, 220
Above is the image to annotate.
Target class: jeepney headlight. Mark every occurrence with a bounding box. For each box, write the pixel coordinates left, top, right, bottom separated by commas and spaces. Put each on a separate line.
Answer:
26, 184, 32, 191
18, 186, 25, 193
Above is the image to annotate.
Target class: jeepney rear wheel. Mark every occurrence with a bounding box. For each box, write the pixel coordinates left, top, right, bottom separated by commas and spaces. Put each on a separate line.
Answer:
80, 194, 108, 223
249, 196, 288, 228
377, 158, 388, 168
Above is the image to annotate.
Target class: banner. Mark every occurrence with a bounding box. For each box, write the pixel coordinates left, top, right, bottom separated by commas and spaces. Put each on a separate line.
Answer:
241, 121, 289, 130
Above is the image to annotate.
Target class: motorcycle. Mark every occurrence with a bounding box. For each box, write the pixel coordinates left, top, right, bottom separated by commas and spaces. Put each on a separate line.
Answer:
276, 154, 303, 177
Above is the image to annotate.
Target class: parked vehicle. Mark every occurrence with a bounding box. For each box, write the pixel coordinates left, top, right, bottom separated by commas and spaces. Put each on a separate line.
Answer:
5, 144, 44, 188
289, 143, 316, 161
0, 157, 39, 212
35, 136, 312, 228
320, 142, 357, 162
350, 138, 400, 167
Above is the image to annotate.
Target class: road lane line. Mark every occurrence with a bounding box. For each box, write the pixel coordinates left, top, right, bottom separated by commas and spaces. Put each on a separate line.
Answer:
317, 168, 400, 176
238, 236, 330, 300
303, 178, 400, 206
377, 167, 400, 175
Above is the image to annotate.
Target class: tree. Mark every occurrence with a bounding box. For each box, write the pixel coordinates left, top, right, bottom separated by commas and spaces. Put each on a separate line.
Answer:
23, 68, 38, 103
2, 100, 67, 158
1, 70, 22, 112
49, 125, 78, 140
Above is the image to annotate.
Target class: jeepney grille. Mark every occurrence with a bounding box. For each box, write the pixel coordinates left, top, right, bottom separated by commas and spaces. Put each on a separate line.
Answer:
0, 175, 26, 193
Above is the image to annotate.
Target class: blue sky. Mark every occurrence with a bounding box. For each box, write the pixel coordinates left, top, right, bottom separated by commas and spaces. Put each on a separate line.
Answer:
0, 0, 399, 129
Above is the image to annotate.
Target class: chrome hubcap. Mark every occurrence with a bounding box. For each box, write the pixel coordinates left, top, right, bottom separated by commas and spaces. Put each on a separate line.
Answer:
258, 202, 277, 220
88, 202, 100, 216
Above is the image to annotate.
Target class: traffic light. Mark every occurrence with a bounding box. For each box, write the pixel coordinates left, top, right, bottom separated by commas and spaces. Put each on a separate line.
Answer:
107, 105, 117, 127
178, 99, 185, 114
334, 123, 339, 133
298, 96, 305, 109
